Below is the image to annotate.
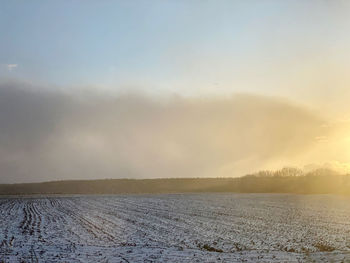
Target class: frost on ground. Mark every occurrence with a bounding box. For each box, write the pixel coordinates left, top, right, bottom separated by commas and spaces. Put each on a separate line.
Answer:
1, 194, 350, 262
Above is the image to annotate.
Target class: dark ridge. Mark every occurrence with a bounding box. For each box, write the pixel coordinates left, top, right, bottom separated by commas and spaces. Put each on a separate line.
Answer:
1, 168, 350, 195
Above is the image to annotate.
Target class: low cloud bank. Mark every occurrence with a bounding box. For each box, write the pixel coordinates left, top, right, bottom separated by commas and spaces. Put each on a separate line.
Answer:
0, 82, 328, 183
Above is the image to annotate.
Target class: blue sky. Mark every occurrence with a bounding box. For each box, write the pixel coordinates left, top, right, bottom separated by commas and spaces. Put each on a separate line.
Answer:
1, 0, 350, 102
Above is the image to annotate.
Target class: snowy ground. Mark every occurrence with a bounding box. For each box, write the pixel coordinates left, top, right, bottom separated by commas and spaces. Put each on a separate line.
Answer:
1, 193, 350, 262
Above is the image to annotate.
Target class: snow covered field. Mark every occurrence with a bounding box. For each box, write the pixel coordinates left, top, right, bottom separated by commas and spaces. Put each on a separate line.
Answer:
1, 193, 350, 262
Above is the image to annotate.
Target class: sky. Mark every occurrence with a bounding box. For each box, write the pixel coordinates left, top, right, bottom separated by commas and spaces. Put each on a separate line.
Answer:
1, 0, 350, 183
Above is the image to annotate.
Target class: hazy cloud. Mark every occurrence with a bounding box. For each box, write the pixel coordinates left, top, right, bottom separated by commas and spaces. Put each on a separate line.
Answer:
5, 64, 18, 71
0, 82, 330, 183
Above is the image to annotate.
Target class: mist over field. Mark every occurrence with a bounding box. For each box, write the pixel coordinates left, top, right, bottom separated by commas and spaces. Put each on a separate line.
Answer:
0, 82, 333, 183
3, 1, 350, 262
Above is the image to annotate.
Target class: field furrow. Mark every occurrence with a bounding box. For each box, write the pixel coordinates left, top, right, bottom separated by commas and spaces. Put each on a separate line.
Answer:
1, 194, 350, 262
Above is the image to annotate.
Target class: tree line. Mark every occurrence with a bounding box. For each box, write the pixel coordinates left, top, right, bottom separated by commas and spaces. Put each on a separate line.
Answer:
0, 168, 349, 195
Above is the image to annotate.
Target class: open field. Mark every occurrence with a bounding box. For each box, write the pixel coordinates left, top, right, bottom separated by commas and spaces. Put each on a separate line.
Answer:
1, 193, 350, 262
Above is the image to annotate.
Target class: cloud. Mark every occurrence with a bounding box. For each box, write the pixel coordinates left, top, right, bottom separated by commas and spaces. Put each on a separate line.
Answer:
5, 64, 18, 71
0, 82, 329, 183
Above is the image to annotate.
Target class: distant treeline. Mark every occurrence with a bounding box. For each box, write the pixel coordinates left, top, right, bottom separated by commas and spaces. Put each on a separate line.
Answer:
1, 168, 350, 195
